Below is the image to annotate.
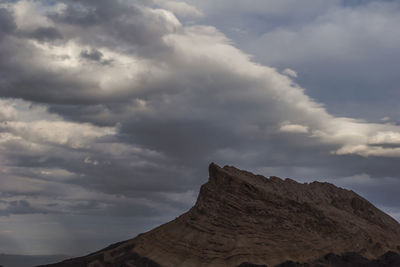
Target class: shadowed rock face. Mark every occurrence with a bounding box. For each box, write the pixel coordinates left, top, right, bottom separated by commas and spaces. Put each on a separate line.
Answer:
40, 163, 400, 267
276, 250, 400, 267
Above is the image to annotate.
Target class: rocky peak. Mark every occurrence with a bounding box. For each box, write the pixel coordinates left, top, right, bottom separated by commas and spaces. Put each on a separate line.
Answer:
201, 163, 398, 230
42, 163, 400, 267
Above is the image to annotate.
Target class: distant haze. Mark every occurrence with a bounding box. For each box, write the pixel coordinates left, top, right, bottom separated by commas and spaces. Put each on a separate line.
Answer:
0, 0, 399, 256
0, 254, 68, 267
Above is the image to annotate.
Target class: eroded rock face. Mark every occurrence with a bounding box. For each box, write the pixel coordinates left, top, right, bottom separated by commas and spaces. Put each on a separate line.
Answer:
40, 163, 400, 267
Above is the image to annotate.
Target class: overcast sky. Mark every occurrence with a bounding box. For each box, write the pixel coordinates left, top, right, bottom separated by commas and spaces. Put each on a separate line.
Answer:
0, 0, 400, 256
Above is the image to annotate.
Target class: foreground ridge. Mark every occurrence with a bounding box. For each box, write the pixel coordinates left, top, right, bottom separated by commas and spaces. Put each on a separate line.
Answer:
40, 163, 400, 267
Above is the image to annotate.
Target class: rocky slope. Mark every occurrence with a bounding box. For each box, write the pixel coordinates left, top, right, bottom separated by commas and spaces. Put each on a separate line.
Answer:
41, 163, 400, 267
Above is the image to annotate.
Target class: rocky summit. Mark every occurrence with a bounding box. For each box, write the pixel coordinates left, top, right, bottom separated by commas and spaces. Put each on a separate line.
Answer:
41, 163, 400, 267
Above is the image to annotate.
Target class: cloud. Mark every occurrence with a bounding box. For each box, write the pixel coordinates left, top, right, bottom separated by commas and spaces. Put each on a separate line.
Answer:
80, 48, 103, 62
1, 0, 400, 199
27, 26, 63, 42
0, 199, 47, 216
0, 8, 16, 40
236, 1, 400, 121
0, 99, 115, 148
280, 122, 308, 133
368, 131, 400, 146
282, 68, 298, 78
153, 0, 203, 18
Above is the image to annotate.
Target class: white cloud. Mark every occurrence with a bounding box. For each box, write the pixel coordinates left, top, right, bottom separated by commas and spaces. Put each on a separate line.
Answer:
0, 104, 18, 122
282, 68, 298, 78
381, 117, 390, 122
368, 131, 400, 145
280, 122, 308, 133
0, 99, 115, 149
3, 120, 115, 149
12, 0, 53, 31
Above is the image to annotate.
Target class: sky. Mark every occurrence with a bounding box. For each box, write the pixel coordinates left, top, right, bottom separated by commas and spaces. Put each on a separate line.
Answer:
0, 0, 400, 256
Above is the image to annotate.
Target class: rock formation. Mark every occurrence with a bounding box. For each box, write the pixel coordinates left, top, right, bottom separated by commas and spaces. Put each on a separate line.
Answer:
40, 163, 400, 267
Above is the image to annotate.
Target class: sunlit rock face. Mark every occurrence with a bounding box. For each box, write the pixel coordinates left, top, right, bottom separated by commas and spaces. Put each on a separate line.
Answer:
41, 163, 400, 267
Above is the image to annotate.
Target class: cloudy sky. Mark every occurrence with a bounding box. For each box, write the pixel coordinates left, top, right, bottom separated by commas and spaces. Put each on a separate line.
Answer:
0, 0, 400, 256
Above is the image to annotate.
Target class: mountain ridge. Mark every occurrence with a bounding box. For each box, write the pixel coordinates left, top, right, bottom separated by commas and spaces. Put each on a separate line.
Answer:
40, 163, 400, 267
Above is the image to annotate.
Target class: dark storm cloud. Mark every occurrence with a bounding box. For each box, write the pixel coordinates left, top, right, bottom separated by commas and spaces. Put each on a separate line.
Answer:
80, 48, 103, 61
0, 199, 48, 216
0, 0, 181, 105
80, 48, 113, 65
0, 8, 16, 40
48, 0, 179, 53
27, 26, 63, 42
1, 72, 100, 105
49, 0, 136, 27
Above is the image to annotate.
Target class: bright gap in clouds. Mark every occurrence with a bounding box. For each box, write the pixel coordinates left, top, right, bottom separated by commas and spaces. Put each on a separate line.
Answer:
0, 0, 399, 255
